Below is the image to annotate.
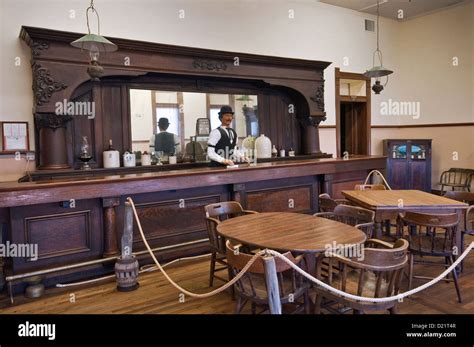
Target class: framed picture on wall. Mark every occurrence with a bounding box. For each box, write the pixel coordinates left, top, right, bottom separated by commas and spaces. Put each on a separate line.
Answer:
1, 121, 30, 152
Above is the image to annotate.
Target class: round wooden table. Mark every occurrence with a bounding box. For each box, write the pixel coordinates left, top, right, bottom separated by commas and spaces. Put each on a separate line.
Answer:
217, 212, 366, 254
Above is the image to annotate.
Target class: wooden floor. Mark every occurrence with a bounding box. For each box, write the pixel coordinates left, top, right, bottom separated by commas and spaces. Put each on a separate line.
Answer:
1, 235, 474, 314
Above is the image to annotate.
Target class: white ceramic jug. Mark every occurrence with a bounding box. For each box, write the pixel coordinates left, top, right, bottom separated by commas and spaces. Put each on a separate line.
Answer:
255, 134, 272, 159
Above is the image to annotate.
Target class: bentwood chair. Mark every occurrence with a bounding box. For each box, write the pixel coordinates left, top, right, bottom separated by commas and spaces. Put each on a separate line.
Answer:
398, 211, 462, 303
318, 193, 352, 212
226, 240, 310, 314
354, 184, 387, 191
314, 238, 408, 314
440, 168, 473, 195
314, 204, 375, 238
204, 202, 258, 287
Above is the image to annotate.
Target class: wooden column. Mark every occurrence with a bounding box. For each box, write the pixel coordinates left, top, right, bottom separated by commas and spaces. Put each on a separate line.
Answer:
35, 114, 73, 169
299, 115, 326, 155
232, 184, 246, 208
102, 197, 121, 257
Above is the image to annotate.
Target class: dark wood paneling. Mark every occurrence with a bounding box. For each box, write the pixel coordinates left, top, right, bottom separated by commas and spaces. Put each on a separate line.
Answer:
101, 85, 126, 157
246, 186, 311, 213
383, 139, 432, 192
24, 211, 91, 260
121, 185, 229, 251
236, 176, 318, 214
10, 199, 102, 272
322, 170, 369, 199
132, 196, 220, 244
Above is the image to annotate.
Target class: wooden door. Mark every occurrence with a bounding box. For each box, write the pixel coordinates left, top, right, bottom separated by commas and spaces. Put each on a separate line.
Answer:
340, 101, 368, 156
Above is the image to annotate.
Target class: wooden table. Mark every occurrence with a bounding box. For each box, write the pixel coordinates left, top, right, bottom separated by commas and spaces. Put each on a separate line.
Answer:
217, 212, 366, 274
342, 190, 468, 243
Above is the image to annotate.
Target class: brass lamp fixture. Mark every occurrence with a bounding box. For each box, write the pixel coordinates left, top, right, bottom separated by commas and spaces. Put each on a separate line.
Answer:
363, 0, 393, 94
236, 95, 253, 107
71, 0, 117, 81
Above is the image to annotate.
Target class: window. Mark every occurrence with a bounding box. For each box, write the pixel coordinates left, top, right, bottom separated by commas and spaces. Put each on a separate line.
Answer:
156, 105, 180, 135
209, 106, 222, 130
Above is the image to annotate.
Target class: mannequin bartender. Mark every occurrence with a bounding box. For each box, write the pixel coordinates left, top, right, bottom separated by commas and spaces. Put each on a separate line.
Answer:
207, 105, 240, 167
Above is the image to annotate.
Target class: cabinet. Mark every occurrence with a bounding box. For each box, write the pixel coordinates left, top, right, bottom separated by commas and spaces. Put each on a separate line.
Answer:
383, 139, 432, 192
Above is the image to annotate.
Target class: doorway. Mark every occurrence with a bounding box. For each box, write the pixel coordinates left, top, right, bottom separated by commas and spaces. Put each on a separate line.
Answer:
335, 68, 371, 157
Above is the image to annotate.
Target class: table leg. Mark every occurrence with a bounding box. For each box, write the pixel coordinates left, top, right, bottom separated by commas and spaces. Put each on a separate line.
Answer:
303, 253, 317, 310
374, 221, 383, 239
455, 209, 465, 275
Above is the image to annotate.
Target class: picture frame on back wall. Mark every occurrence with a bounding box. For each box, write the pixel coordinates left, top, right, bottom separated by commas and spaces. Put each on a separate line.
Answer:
1, 121, 30, 152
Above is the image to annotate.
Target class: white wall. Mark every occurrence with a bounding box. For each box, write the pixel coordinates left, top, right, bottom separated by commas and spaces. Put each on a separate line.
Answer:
130, 89, 153, 142
374, 0, 473, 126
183, 92, 207, 139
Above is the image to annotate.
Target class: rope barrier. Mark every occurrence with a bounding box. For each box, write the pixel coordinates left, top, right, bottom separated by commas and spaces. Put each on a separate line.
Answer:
265, 244, 473, 303
128, 197, 264, 298
56, 254, 212, 288
127, 197, 473, 304
364, 169, 392, 190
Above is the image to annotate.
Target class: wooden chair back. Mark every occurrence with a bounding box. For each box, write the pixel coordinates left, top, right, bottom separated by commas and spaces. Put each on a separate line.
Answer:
316, 238, 408, 299
440, 168, 473, 192
205, 201, 247, 220
443, 191, 474, 231
204, 202, 256, 254
316, 205, 375, 238
319, 193, 339, 212
444, 190, 474, 204
397, 211, 459, 255
354, 184, 387, 191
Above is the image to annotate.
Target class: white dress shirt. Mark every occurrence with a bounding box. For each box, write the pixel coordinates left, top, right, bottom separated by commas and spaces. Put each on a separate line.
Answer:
207, 126, 236, 163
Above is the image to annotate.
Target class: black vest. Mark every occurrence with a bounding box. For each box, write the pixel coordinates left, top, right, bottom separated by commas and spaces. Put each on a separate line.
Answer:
209, 127, 237, 167
154, 132, 175, 155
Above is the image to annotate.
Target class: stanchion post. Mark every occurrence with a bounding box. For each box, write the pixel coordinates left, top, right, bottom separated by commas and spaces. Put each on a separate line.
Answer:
263, 255, 282, 314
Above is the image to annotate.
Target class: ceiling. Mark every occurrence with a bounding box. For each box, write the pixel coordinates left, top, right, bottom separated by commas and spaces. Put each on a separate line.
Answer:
318, 0, 468, 20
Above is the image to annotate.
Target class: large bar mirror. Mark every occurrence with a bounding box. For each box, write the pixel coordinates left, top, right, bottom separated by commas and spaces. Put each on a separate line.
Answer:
129, 89, 258, 162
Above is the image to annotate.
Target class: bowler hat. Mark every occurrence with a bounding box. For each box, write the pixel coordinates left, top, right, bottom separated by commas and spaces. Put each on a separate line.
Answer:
218, 105, 234, 117
158, 117, 170, 126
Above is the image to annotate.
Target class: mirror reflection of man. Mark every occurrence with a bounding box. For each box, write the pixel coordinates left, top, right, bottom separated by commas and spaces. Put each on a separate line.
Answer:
149, 117, 181, 155
207, 106, 239, 167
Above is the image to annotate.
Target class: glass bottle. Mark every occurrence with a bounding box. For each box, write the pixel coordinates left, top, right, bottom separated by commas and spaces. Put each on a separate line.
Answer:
272, 145, 278, 158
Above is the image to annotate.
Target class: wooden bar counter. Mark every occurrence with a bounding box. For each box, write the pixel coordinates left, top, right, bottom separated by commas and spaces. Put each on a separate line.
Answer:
0, 155, 385, 290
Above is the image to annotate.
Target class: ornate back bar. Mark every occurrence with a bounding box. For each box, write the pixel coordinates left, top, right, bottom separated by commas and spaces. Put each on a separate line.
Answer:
20, 26, 331, 170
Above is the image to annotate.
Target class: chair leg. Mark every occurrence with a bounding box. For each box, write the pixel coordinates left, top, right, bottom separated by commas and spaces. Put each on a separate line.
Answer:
251, 302, 257, 314
235, 297, 243, 314
444, 256, 450, 282
408, 253, 414, 290
227, 265, 235, 299
314, 294, 323, 314
304, 292, 310, 314
209, 252, 216, 287
461, 233, 465, 273
450, 256, 462, 303
389, 305, 398, 314
384, 220, 391, 236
